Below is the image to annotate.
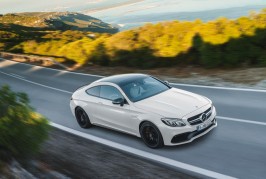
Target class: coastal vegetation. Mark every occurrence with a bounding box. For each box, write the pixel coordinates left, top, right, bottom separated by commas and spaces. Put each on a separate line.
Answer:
0, 9, 265, 68
0, 85, 49, 160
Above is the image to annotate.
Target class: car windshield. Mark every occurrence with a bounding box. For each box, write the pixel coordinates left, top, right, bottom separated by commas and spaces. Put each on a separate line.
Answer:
120, 76, 170, 102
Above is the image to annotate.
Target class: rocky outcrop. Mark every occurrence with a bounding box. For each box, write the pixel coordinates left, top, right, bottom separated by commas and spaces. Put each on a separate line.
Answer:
0, 160, 36, 179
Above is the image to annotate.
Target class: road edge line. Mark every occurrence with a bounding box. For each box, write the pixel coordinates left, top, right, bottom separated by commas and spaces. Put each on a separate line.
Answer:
50, 122, 236, 179
0, 71, 72, 94
217, 116, 266, 126
1, 69, 266, 127
1, 58, 266, 93
171, 83, 266, 93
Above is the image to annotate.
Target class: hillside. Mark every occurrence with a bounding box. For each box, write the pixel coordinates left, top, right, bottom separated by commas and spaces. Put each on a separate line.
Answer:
0, 12, 118, 33
0, 9, 265, 68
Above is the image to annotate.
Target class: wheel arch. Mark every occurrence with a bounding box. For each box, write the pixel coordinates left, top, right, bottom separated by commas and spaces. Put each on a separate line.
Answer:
139, 120, 159, 134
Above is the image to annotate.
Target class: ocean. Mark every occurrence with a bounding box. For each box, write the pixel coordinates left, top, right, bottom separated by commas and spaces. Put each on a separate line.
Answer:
1, 0, 265, 30
88, 4, 266, 30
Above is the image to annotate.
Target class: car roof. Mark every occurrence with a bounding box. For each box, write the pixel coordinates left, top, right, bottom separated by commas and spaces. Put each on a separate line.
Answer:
97, 73, 149, 86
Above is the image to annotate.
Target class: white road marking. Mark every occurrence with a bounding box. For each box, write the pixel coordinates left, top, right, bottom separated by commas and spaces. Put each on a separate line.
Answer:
217, 116, 266, 126
0, 71, 72, 94
0, 67, 262, 178
1, 69, 266, 127
171, 83, 266, 93
50, 122, 236, 179
10, 73, 25, 79
1, 58, 266, 93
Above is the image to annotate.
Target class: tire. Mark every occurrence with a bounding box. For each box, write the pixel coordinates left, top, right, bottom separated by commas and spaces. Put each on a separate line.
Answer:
140, 122, 164, 149
75, 107, 92, 128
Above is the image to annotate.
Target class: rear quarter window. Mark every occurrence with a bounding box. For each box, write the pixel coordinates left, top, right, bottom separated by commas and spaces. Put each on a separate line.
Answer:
86, 86, 100, 97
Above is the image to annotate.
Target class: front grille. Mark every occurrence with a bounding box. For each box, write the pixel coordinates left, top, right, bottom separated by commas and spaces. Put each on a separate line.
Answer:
187, 107, 212, 125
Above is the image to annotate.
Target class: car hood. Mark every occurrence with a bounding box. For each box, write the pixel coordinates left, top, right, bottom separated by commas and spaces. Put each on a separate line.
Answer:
134, 88, 210, 118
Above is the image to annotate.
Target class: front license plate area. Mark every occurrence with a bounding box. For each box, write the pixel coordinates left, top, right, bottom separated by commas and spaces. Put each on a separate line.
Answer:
197, 122, 210, 131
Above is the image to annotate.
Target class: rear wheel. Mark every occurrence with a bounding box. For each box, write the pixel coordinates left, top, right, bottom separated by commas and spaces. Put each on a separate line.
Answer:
75, 107, 92, 128
140, 122, 164, 149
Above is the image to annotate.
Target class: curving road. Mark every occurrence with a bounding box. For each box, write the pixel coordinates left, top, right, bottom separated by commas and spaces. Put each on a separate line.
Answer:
1, 58, 266, 179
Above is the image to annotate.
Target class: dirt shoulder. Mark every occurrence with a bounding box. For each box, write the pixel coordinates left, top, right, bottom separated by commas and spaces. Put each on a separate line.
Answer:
28, 128, 196, 179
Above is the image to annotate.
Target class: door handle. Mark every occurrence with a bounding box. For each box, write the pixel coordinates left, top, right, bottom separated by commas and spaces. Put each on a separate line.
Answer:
98, 102, 103, 104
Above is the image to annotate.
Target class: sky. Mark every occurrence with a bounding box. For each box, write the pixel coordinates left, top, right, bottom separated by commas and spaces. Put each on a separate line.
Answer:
0, 0, 265, 14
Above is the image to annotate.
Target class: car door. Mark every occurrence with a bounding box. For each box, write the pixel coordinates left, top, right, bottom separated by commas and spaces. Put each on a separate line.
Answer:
98, 85, 136, 134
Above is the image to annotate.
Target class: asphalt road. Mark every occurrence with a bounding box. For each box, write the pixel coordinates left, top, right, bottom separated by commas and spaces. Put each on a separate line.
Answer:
1, 59, 266, 179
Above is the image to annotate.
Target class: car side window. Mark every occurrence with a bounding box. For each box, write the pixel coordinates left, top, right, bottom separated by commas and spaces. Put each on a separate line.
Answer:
86, 86, 100, 97
100, 85, 124, 101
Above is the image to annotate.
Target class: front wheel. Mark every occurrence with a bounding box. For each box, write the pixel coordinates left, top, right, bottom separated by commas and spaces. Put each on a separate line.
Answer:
75, 107, 92, 128
140, 122, 164, 149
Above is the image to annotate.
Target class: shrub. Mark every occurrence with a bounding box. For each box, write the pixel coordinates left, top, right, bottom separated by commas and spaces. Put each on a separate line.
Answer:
0, 43, 5, 51
258, 52, 266, 66
0, 85, 50, 159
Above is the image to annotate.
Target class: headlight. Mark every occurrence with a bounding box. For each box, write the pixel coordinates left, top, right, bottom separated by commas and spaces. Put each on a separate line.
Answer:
161, 118, 186, 127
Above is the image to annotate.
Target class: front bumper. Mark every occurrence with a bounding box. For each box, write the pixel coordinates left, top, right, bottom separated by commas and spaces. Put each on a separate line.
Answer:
171, 118, 217, 144
160, 106, 217, 146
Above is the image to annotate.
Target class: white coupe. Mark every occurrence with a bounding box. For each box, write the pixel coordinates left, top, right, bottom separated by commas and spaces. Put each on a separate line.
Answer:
70, 74, 217, 148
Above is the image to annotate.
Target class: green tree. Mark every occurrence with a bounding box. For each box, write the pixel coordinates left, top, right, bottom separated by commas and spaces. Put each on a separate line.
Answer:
90, 42, 110, 66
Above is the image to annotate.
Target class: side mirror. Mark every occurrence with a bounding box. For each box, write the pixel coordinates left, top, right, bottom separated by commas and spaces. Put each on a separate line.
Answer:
164, 80, 170, 86
112, 98, 125, 106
